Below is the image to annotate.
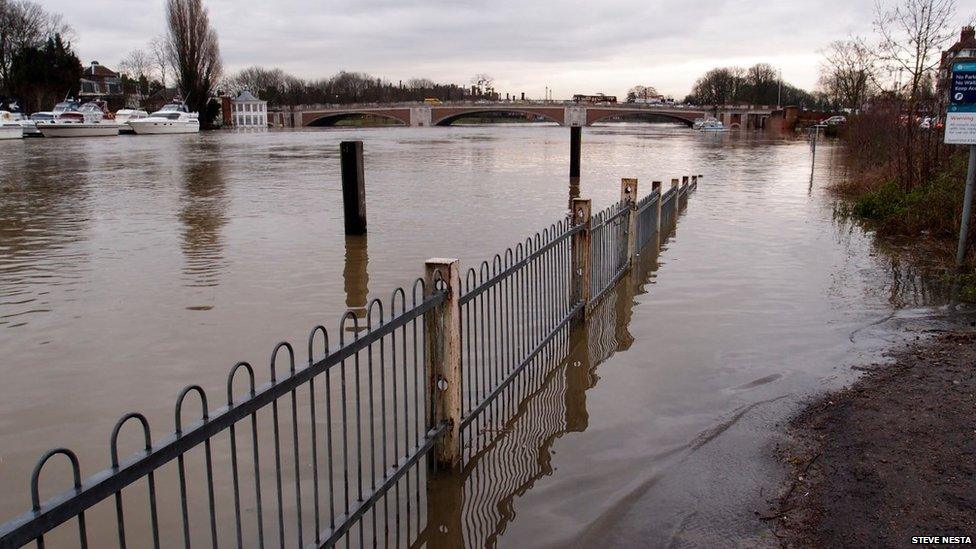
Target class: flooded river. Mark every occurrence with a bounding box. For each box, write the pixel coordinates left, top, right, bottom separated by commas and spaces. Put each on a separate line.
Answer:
0, 123, 950, 546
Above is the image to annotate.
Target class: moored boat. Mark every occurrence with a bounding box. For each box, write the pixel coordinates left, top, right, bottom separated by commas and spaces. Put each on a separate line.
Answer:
0, 111, 23, 139
128, 103, 200, 135
698, 118, 728, 132
37, 101, 120, 138
115, 108, 149, 134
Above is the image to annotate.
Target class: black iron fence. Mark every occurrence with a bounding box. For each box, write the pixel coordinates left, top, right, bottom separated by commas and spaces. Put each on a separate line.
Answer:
0, 174, 700, 549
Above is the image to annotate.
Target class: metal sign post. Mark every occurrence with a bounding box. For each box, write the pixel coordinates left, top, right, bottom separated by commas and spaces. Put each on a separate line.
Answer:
945, 61, 976, 270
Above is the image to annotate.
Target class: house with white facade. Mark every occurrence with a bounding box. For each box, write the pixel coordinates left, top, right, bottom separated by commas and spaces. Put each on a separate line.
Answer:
226, 90, 267, 127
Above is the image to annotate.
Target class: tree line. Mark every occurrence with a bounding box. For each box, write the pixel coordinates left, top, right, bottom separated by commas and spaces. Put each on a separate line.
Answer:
682, 63, 822, 108
218, 66, 497, 107
0, 0, 79, 113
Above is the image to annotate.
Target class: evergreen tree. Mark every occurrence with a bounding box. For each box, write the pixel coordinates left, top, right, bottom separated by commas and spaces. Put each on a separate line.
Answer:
9, 33, 81, 112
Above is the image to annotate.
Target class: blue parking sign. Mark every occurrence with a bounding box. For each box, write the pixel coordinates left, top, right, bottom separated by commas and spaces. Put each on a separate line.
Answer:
951, 62, 976, 105
947, 62, 976, 144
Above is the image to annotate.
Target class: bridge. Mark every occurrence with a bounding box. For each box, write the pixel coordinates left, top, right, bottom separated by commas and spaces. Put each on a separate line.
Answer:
277, 102, 777, 129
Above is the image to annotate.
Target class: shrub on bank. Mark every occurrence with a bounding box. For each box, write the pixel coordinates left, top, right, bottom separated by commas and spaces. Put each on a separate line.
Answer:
832, 104, 975, 292
847, 153, 969, 240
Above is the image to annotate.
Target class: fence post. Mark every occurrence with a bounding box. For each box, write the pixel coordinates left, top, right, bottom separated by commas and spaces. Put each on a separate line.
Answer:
652, 181, 662, 235
424, 258, 461, 470
570, 199, 592, 322
621, 178, 638, 264
340, 141, 367, 235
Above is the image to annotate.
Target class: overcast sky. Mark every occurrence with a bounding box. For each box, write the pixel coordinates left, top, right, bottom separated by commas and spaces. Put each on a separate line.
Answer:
44, 0, 974, 99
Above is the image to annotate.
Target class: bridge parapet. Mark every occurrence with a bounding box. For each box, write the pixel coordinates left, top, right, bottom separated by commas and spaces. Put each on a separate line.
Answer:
295, 102, 776, 128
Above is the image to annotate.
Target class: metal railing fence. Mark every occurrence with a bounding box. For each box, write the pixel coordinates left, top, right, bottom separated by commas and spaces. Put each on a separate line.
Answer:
0, 174, 701, 549
589, 201, 631, 305
457, 219, 581, 449
0, 279, 447, 548
634, 190, 661, 251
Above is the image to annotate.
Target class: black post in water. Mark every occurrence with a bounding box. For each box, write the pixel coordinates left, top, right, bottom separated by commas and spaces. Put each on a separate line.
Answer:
340, 141, 367, 235
570, 126, 581, 178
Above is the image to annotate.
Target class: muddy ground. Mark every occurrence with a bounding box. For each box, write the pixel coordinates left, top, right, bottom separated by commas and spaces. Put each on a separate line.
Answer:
767, 329, 976, 547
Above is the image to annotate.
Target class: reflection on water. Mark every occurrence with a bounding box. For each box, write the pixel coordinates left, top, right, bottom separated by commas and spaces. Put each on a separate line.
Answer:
0, 150, 92, 329
343, 235, 369, 320
179, 141, 227, 289
421, 216, 668, 548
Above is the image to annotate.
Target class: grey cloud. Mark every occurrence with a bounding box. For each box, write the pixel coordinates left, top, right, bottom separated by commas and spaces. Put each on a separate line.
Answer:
47, 0, 890, 97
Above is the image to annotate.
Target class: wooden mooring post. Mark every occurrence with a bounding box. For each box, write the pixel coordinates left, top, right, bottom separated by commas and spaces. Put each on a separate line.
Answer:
424, 258, 462, 469
570, 198, 592, 322
569, 126, 582, 178
340, 141, 367, 235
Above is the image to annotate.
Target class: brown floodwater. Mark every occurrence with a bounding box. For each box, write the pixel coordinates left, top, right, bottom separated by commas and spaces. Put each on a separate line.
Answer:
0, 123, 956, 546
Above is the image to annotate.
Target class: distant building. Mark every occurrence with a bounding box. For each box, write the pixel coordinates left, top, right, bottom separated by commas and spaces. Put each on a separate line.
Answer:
937, 26, 976, 108
223, 90, 267, 128
79, 61, 122, 100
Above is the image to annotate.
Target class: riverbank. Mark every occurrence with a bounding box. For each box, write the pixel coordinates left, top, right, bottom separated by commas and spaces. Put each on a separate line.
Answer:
830, 122, 975, 301
768, 326, 976, 546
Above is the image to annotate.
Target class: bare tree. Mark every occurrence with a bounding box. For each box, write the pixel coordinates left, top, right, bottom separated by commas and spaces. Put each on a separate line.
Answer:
148, 35, 169, 87
118, 48, 154, 80
626, 85, 659, 102
406, 78, 435, 90
165, 0, 221, 125
470, 73, 494, 95
874, 0, 957, 101
819, 38, 878, 110
745, 63, 778, 105
687, 67, 746, 105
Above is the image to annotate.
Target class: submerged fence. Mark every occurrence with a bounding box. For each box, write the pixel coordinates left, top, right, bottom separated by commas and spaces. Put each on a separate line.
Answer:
0, 174, 700, 549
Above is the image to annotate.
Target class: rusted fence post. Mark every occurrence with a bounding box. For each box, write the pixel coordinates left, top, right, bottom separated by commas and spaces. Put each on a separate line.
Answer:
340, 141, 367, 235
621, 178, 638, 264
424, 258, 461, 470
652, 181, 662, 235
570, 199, 592, 322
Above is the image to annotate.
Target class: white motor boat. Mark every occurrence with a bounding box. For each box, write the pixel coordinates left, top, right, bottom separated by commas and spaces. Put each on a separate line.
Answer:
0, 111, 25, 139
698, 118, 728, 132
37, 102, 121, 137
128, 103, 200, 134
30, 100, 79, 135
115, 108, 149, 134
18, 117, 41, 137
